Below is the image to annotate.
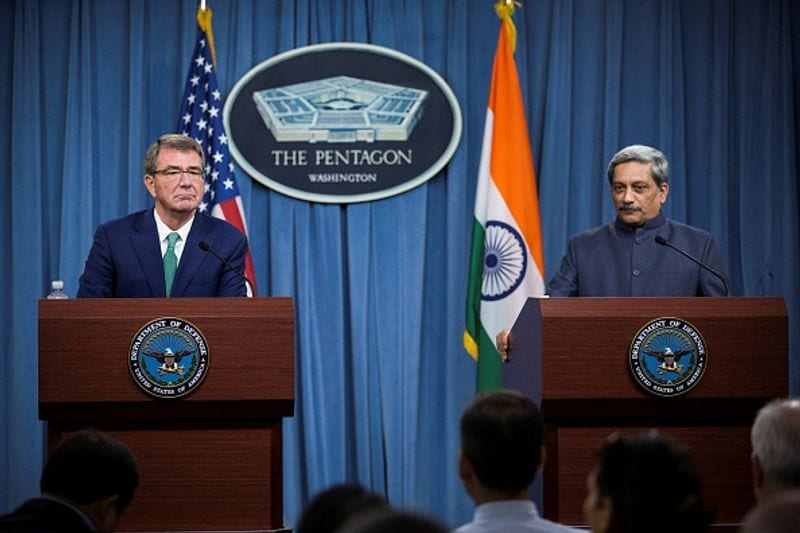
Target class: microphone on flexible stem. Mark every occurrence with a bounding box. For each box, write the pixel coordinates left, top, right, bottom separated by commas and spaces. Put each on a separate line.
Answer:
198, 241, 254, 297
654, 235, 730, 297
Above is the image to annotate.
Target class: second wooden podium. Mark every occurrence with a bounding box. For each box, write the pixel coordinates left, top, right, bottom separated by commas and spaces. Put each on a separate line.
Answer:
506, 297, 787, 529
39, 297, 294, 532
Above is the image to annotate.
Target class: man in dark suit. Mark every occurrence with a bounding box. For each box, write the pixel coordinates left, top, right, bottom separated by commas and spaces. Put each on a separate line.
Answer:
0, 429, 139, 533
496, 144, 728, 359
546, 144, 727, 297
77, 134, 248, 297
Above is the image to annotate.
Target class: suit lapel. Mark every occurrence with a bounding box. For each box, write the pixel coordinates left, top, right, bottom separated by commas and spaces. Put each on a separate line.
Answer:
131, 210, 165, 297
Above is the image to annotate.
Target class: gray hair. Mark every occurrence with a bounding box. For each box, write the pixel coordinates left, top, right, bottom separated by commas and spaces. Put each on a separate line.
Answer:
607, 144, 669, 186
751, 398, 800, 489
144, 134, 204, 175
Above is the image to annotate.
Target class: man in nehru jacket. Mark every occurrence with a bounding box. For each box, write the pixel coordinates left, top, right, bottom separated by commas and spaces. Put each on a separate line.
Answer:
497, 144, 728, 357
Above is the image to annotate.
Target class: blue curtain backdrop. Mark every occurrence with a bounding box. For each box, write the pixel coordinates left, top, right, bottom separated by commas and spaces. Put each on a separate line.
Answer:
1, 0, 798, 527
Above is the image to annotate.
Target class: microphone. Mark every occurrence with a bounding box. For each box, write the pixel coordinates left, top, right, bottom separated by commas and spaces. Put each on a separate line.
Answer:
654, 235, 730, 296
198, 241, 254, 297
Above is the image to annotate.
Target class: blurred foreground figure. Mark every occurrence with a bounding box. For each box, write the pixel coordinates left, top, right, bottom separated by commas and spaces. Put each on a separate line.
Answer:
295, 483, 387, 533
750, 398, 800, 502
454, 390, 581, 532
583, 431, 711, 533
0, 429, 139, 533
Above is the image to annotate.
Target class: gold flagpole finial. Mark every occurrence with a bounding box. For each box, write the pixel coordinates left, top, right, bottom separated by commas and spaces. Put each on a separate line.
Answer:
196, 5, 217, 67
494, 0, 521, 53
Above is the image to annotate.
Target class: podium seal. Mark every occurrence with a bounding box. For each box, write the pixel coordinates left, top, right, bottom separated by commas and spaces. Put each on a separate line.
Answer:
129, 317, 209, 399
629, 317, 707, 397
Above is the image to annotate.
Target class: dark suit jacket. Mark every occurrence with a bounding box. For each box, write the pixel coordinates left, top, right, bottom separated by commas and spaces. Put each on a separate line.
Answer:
0, 497, 96, 532
547, 213, 728, 297
77, 209, 248, 298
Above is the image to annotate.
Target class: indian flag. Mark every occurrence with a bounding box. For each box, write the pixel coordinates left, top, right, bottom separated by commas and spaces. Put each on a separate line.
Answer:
464, 3, 546, 391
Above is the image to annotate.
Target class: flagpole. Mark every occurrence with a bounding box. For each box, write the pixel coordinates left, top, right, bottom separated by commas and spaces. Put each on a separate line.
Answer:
495, 0, 520, 54
196, 4, 217, 67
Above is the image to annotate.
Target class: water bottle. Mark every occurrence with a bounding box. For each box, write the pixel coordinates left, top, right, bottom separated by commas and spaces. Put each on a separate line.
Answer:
46, 280, 69, 299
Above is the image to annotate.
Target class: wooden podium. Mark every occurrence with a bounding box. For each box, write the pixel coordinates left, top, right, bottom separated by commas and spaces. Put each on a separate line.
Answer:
506, 297, 787, 529
38, 298, 294, 532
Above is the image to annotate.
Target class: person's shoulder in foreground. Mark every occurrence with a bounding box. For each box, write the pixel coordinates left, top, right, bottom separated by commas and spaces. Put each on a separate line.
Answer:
452, 499, 581, 532
0, 428, 139, 533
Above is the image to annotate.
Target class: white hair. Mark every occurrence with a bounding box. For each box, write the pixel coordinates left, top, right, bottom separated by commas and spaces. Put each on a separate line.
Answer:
752, 398, 800, 489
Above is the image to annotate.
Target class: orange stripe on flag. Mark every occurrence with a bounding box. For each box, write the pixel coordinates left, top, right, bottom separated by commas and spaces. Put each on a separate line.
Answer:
488, 26, 545, 277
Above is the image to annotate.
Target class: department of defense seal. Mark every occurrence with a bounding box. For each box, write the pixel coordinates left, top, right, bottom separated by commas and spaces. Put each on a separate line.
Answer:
129, 317, 209, 399
629, 317, 707, 397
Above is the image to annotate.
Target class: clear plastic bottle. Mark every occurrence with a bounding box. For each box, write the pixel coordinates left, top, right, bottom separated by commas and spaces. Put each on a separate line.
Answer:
46, 280, 68, 299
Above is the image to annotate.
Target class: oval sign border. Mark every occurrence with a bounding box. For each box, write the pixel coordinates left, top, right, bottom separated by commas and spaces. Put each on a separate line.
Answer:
224, 42, 463, 204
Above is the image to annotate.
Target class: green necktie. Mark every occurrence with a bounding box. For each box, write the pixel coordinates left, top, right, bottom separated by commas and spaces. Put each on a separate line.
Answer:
163, 232, 180, 297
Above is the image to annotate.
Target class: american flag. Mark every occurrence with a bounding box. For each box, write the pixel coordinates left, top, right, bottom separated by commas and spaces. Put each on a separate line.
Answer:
177, 11, 257, 295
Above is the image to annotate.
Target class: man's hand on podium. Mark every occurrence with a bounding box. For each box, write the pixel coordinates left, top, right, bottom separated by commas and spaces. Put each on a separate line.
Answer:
496, 329, 512, 363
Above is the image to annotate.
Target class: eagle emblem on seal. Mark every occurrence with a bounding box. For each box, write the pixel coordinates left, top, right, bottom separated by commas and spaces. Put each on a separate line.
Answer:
144, 347, 194, 376
644, 346, 693, 374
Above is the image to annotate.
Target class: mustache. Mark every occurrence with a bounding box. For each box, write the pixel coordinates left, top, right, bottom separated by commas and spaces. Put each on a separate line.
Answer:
618, 205, 641, 213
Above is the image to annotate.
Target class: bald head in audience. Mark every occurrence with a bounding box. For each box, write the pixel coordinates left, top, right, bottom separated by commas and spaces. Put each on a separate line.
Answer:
750, 398, 800, 501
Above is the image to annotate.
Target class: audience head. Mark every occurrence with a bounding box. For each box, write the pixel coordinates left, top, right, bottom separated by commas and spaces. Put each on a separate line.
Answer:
295, 483, 387, 533
458, 389, 544, 501
40, 429, 139, 533
583, 431, 710, 533
338, 508, 447, 533
750, 398, 800, 501
740, 489, 800, 533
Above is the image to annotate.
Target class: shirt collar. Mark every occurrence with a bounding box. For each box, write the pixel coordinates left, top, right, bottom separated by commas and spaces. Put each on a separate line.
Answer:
40, 495, 97, 531
475, 499, 538, 517
153, 209, 194, 244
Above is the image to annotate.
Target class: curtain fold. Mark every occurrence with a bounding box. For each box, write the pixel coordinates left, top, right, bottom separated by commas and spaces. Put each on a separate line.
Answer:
1, 0, 798, 528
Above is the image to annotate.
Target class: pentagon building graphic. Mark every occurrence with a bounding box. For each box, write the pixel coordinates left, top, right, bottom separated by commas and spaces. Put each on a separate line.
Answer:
253, 76, 428, 143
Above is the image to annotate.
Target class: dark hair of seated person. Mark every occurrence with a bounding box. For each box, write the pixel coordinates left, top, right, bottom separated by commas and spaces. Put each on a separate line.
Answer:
41, 428, 139, 514
295, 483, 388, 533
337, 507, 447, 533
592, 432, 712, 533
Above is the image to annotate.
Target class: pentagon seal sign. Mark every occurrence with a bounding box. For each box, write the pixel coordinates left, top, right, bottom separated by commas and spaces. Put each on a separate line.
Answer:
224, 42, 462, 203
629, 317, 707, 397
129, 317, 209, 399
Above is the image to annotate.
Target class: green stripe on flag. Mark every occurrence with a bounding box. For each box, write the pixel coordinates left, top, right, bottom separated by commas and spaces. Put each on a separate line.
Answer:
464, 219, 485, 360
476, 325, 503, 391
464, 218, 504, 390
